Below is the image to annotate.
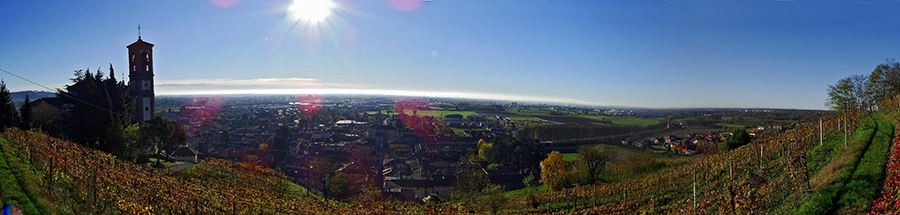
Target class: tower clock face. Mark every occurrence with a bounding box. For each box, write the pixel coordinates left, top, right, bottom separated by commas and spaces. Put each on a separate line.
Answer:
142, 80, 150, 90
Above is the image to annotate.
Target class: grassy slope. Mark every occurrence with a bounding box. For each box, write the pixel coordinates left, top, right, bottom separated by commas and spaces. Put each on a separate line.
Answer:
0, 130, 429, 214
0, 139, 43, 214
836, 112, 894, 213
796, 111, 894, 214
497, 109, 889, 214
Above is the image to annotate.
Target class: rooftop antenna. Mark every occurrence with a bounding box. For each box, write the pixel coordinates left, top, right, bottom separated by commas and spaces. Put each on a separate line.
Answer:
138, 24, 141, 39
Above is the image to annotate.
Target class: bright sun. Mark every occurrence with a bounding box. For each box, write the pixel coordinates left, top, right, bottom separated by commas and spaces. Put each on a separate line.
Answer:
288, 0, 336, 22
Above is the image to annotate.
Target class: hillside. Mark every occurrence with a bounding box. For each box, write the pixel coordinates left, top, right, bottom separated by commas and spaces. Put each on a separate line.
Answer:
0, 108, 895, 214
0, 129, 444, 214
10, 91, 55, 107
495, 108, 897, 214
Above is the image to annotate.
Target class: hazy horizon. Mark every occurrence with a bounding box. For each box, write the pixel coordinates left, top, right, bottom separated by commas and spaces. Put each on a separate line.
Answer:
2, 1, 899, 110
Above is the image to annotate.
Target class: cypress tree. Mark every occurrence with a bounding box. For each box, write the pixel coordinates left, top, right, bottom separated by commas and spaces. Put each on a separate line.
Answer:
0, 81, 19, 130
19, 94, 32, 130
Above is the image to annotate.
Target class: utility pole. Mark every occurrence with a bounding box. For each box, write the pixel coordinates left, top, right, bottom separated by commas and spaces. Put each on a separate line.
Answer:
843, 115, 848, 149
692, 168, 697, 209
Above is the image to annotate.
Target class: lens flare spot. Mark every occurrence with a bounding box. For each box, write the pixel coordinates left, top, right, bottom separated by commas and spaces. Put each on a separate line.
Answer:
390, 0, 423, 11
210, 0, 239, 8
296, 94, 323, 114
180, 96, 227, 135
393, 97, 446, 140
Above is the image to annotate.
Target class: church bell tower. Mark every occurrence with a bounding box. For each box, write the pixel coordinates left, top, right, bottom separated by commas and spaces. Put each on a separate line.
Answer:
127, 33, 155, 122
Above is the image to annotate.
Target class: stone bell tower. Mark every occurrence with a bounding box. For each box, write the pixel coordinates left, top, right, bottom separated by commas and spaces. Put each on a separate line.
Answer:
127, 32, 155, 122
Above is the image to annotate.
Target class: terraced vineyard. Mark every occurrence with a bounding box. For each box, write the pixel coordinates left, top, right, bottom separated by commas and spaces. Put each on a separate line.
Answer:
500, 108, 900, 214
0, 129, 450, 214
0, 108, 894, 214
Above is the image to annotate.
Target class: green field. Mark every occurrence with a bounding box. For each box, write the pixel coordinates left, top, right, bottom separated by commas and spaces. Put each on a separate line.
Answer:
406, 110, 479, 118
148, 158, 177, 168
578, 115, 659, 126
367, 110, 480, 119
503, 185, 549, 198
796, 111, 896, 214
503, 108, 658, 126
506, 116, 539, 121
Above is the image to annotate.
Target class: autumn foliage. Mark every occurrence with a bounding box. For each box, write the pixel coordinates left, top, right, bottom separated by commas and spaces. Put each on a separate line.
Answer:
505, 109, 862, 214
0, 128, 457, 214
868, 116, 900, 214
540, 151, 567, 191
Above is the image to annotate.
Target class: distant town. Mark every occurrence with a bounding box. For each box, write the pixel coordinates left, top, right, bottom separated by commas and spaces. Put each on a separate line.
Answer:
130, 93, 826, 202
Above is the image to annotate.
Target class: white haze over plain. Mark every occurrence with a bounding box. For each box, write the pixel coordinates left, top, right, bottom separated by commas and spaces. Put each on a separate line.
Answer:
154, 77, 608, 106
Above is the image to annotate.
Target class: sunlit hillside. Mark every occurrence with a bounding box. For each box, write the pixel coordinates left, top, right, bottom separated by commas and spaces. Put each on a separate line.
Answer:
2, 106, 898, 214
496, 106, 900, 214
0, 129, 450, 214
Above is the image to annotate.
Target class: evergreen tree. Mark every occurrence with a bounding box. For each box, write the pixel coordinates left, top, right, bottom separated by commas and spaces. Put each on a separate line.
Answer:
268, 125, 291, 168
0, 81, 19, 130
60, 67, 133, 155
19, 94, 32, 130
32, 101, 60, 136
724, 128, 752, 150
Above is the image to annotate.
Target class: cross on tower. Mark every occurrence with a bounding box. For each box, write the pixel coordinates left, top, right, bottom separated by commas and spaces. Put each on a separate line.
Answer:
138, 24, 141, 39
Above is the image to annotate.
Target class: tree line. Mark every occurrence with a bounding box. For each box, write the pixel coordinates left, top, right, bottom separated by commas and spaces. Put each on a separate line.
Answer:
828, 59, 900, 111
515, 123, 667, 141
0, 66, 185, 164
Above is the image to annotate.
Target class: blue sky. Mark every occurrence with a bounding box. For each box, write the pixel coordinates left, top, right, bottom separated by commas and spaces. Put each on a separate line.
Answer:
1, 0, 899, 109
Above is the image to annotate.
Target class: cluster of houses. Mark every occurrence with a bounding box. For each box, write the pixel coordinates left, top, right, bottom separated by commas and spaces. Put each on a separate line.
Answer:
623, 132, 729, 154
152, 96, 545, 202
165, 103, 522, 202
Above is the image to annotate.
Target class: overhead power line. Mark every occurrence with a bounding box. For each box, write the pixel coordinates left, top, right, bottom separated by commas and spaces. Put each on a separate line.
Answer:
0, 68, 122, 119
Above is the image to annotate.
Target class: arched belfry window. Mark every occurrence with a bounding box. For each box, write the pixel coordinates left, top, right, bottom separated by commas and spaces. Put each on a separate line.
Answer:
145, 53, 149, 62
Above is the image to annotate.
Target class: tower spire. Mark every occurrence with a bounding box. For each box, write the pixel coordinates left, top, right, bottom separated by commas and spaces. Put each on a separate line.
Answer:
138, 24, 141, 39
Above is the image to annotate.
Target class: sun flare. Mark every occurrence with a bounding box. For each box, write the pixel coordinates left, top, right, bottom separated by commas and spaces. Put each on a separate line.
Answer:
288, 0, 336, 22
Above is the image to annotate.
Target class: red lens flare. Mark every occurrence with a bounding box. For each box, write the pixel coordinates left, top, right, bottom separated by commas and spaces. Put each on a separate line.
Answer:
179, 96, 226, 135
210, 0, 239, 8
296, 94, 323, 114
390, 0, 423, 11
393, 97, 444, 140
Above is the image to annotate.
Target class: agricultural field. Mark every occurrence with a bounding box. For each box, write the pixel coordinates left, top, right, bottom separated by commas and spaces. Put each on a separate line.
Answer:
578, 115, 660, 126
499, 108, 660, 126
366, 110, 480, 119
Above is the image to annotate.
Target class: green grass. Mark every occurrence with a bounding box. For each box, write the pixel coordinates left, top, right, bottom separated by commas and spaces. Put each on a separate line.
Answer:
562, 153, 577, 162
182, 164, 198, 174
505, 108, 553, 116
148, 158, 177, 168
403, 110, 479, 118
366, 110, 479, 119
796, 112, 894, 214
0, 139, 42, 215
283, 179, 322, 200
504, 108, 658, 126
578, 115, 660, 126
835, 112, 895, 213
450, 128, 466, 136
506, 116, 538, 121
503, 185, 548, 198
365, 111, 396, 116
